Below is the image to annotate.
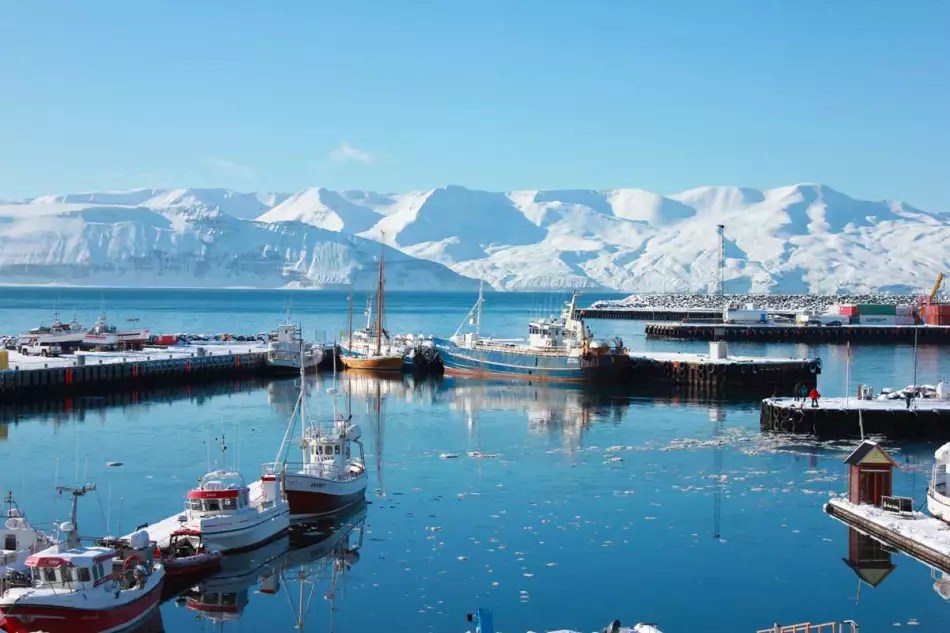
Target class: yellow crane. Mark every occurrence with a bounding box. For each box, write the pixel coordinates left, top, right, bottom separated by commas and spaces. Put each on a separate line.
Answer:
929, 272, 945, 305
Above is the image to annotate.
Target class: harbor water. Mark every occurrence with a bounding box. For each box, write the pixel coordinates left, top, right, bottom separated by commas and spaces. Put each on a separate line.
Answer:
2, 288, 950, 632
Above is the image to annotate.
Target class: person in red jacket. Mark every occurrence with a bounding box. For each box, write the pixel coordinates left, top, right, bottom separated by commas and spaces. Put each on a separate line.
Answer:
809, 387, 821, 408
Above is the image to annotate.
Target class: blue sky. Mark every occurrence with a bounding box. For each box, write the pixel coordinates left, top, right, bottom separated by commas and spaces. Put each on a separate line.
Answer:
1, 1, 947, 210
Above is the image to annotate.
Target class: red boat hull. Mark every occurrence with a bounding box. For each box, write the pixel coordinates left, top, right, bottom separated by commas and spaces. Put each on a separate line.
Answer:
285, 489, 365, 517
0, 582, 161, 633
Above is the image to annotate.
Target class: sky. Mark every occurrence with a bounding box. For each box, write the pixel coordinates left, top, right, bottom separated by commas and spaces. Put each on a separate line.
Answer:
0, 1, 947, 210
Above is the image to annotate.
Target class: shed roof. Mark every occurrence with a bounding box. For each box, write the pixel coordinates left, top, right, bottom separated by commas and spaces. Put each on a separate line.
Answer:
843, 441, 898, 467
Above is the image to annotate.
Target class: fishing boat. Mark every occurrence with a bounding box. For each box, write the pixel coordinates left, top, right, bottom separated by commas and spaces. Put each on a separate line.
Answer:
433, 284, 618, 382
82, 314, 150, 350
0, 484, 165, 633
0, 492, 53, 581
339, 246, 405, 372
266, 315, 323, 375
16, 313, 85, 352
265, 357, 367, 517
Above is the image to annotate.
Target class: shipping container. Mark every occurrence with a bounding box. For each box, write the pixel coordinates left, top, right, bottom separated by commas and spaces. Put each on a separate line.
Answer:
155, 334, 178, 346
857, 304, 898, 316
840, 305, 860, 316
722, 308, 767, 323
858, 315, 898, 325
827, 305, 842, 316
895, 305, 915, 316
895, 316, 917, 326
797, 313, 850, 325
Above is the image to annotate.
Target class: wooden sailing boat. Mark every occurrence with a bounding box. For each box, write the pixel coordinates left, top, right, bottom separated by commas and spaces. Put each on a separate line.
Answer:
339, 243, 404, 372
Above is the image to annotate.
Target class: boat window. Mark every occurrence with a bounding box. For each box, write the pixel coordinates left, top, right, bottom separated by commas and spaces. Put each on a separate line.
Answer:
92, 564, 101, 581
222, 498, 237, 511
189, 499, 202, 511
4, 535, 15, 550
221, 593, 237, 606
96, 563, 106, 580
204, 593, 220, 605
78, 567, 91, 582
242, 492, 249, 506
335, 445, 341, 455
42, 568, 57, 583
205, 500, 220, 512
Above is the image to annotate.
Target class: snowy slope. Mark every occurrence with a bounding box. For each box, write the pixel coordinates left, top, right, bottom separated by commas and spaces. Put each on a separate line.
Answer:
0, 201, 476, 290
5, 183, 948, 292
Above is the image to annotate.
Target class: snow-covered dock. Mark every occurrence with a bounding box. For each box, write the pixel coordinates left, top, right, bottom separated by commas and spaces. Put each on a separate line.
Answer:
0, 344, 269, 399
825, 498, 950, 574
761, 397, 950, 438
646, 322, 950, 344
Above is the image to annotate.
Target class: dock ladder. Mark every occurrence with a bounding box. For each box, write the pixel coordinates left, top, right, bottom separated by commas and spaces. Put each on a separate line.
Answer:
758, 622, 858, 633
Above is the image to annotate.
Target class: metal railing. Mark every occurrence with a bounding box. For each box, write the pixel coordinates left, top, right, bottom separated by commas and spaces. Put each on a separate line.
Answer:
757, 621, 858, 633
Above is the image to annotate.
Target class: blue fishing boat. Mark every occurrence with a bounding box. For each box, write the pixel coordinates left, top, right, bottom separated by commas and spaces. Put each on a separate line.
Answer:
433, 284, 621, 383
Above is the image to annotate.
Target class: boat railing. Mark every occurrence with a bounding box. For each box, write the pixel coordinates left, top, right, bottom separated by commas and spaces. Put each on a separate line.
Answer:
282, 461, 365, 481
931, 463, 949, 499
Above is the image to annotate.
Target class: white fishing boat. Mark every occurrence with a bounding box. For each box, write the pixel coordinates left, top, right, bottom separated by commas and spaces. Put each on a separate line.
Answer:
17, 313, 86, 351
0, 484, 165, 633
266, 317, 322, 375
265, 357, 367, 517
927, 442, 950, 523
83, 314, 149, 349
0, 491, 53, 581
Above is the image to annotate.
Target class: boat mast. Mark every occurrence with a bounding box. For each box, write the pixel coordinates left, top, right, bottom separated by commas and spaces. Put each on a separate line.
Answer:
347, 290, 354, 350
375, 240, 384, 357
55, 483, 95, 550
475, 278, 484, 338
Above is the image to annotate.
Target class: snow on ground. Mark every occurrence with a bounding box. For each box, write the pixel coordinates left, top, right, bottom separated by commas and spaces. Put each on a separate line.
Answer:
3, 343, 266, 371
589, 293, 948, 312
4, 183, 949, 292
827, 498, 950, 560
767, 397, 950, 411
628, 351, 814, 365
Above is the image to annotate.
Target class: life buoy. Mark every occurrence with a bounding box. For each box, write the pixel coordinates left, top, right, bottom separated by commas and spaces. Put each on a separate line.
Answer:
123, 555, 142, 572
545, 340, 552, 347
808, 361, 817, 373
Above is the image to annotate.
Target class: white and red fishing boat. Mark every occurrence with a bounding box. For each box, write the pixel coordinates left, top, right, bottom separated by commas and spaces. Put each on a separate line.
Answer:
0, 484, 164, 633
265, 360, 367, 517
145, 453, 289, 555
160, 528, 222, 577
83, 314, 149, 349
0, 492, 53, 581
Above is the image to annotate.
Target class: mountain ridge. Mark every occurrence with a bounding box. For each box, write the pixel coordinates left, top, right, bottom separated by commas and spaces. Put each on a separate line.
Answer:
2, 183, 947, 293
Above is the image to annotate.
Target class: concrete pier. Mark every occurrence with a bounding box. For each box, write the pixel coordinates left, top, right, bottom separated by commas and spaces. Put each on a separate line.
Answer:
646, 322, 950, 344
761, 397, 950, 438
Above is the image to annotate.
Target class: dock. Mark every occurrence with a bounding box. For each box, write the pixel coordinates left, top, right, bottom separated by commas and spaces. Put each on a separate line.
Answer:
646, 322, 950, 344
0, 344, 268, 398
760, 397, 950, 438
825, 498, 950, 574
625, 350, 819, 396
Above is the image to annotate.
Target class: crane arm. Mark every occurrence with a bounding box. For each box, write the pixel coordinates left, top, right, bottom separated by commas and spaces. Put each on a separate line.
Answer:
929, 273, 945, 305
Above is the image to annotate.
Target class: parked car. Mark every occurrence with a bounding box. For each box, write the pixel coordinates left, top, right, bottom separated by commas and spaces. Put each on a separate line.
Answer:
20, 341, 63, 357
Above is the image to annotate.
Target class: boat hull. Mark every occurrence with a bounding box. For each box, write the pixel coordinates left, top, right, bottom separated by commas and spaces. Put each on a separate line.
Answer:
339, 355, 404, 372
197, 506, 290, 554
282, 472, 367, 517
433, 338, 614, 383
0, 575, 162, 633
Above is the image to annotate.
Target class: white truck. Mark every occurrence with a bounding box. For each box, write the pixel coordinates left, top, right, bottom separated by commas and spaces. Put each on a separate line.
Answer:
19, 341, 63, 357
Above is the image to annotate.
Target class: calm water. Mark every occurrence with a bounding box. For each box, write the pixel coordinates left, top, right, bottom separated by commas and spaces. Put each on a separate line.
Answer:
2, 288, 950, 632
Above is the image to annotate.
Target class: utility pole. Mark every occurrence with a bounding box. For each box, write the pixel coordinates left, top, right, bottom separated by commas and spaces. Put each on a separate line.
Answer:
717, 224, 725, 303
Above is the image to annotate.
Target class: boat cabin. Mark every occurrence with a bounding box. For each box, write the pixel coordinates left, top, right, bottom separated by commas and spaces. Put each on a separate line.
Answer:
844, 441, 897, 506
24, 547, 114, 589
187, 590, 248, 620
1, 509, 42, 554
186, 471, 251, 517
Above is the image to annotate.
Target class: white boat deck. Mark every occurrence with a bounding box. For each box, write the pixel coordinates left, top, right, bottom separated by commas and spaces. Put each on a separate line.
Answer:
826, 497, 950, 559
627, 351, 812, 365
3, 343, 267, 371
766, 397, 950, 411
126, 480, 264, 549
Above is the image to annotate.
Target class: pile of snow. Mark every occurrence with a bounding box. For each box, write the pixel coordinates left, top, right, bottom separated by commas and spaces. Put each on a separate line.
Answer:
4, 183, 949, 292
587, 293, 945, 313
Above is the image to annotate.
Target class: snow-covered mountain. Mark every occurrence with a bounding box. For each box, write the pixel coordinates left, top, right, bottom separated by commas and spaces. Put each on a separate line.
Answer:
0, 194, 476, 290
3, 184, 947, 293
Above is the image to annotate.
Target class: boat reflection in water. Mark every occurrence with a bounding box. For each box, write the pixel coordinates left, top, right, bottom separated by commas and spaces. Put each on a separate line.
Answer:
172, 502, 367, 630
